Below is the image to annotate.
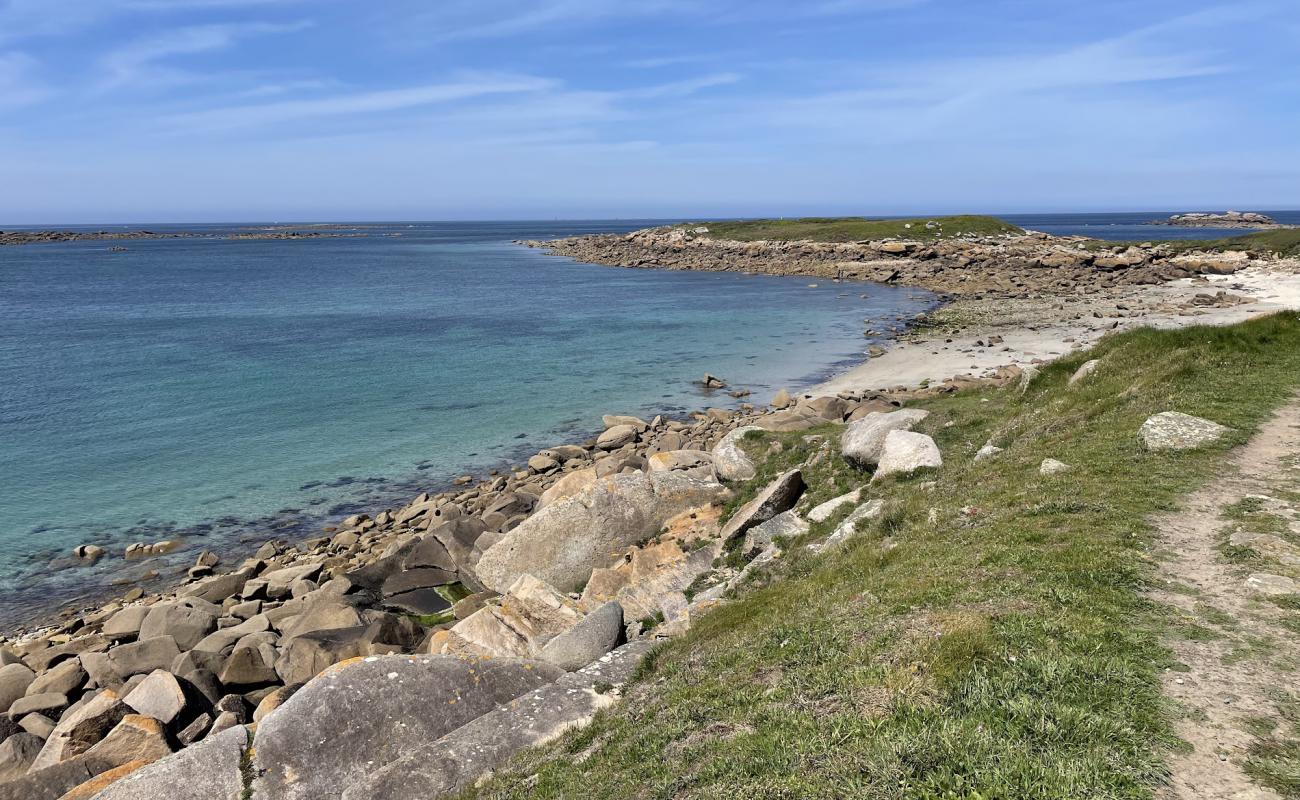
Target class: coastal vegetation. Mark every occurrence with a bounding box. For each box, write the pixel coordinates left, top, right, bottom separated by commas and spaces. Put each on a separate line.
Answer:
696, 215, 1024, 243
459, 312, 1300, 799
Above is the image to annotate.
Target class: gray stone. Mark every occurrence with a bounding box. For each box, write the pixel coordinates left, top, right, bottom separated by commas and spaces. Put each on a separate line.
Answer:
0, 732, 42, 782
341, 641, 655, 800
841, 409, 930, 466
100, 606, 150, 640
123, 670, 187, 725
873, 430, 942, 479
711, 426, 762, 481
380, 568, 456, 597
974, 441, 1003, 461
138, 603, 217, 651
26, 657, 86, 698
278, 599, 362, 639
7, 692, 67, 718
720, 469, 805, 542
0, 662, 35, 713
475, 471, 725, 594
30, 689, 126, 770
1040, 458, 1071, 475
1140, 411, 1230, 451
87, 724, 249, 800
108, 637, 182, 678
810, 500, 886, 553
1245, 573, 1299, 595
403, 535, 456, 572
178, 568, 252, 605
18, 713, 55, 739
0, 755, 110, 800
539, 602, 624, 671
250, 654, 563, 800
743, 509, 809, 556
1068, 358, 1101, 385
596, 424, 638, 450
218, 646, 278, 688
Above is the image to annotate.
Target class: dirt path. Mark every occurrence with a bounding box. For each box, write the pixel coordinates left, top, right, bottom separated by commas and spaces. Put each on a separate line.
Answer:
1153, 396, 1300, 799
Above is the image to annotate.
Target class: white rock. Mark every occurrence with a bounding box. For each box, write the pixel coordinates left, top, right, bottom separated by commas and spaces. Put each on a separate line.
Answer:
711, 425, 763, 482
1039, 458, 1071, 475
1245, 573, 1298, 595
1140, 412, 1230, 451
807, 488, 864, 523
1068, 359, 1101, 385
873, 430, 942, 479
841, 409, 929, 467
809, 500, 885, 552
974, 442, 1003, 461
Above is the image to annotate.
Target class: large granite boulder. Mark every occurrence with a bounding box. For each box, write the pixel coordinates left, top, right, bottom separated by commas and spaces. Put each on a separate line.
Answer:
474, 471, 726, 594
711, 426, 762, 482
841, 409, 929, 467
873, 431, 942, 479
1139, 411, 1230, 451
720, 469, 805, 542
249, 654, 563, 800
0, 662, 35, 712
538, 601, 624, 671
85, 724, 248, 800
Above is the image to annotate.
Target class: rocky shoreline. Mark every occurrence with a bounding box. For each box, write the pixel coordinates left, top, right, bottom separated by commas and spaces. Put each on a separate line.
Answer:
2, 224, 1297, 798
518, 224, 1258, 297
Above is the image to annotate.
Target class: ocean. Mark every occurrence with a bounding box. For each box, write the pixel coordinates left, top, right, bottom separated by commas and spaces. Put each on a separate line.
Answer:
0, 220, 934, 624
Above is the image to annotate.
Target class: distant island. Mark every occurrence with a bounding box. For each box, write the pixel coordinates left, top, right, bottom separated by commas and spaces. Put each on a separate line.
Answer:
1149, 211, 1293, 229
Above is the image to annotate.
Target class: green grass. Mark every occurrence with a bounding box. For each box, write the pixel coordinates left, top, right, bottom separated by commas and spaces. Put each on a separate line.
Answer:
1174, 228, 1300, 257
458, 312, 1300, 800
696, 215, 1023, 243
1246, 690, 1300, 796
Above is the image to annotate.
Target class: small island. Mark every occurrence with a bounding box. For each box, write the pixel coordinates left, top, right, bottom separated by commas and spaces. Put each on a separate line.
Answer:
1150, 210, 1291, 228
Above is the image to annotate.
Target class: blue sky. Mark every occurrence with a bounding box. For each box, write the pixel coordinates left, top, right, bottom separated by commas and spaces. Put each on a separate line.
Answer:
0, 0, 1296, 222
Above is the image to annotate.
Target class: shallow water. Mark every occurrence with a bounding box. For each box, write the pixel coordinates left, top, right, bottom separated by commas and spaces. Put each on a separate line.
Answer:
0, 221, 936, 624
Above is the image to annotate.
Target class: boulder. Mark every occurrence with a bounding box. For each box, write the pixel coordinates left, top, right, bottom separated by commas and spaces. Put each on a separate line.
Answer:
720, 469, 805, 542
122, 670, 187, 725
26, 658, 86, 698
249, 655, 563, 800
596, 424, 638, 450
0, 732, 41, 782
601, 415, 648, 431
809, 500, 886, 552
1140, 411, 1230, 451
806, 488, 864, 523
539, 602, 624, 671
137, 603, 217, 652
841, 409, 930, 466
29, 689, 126, 770
100, 607, 149, 641
446, 575, 583, 659
107, 637, 182, 678
475, 471, 725, 594
178, 568, 251, 604
537, 467, 599, 509
756, 407, 822, 432
974, 441, 1003, 461
403, 536, 456, 572
1068, 359, 1101, 385
873, 430, 942, 479
0, 663, 35, 712
218, 646, 278, 688
261, 564, 323, 599
646, 450, 715, 479
0, 755, 111, 800
742, 510, 808, 557
279, 600, 362, 640
711, 426, 762, 482
1245, 573, 1298, 595
771, 388, 793, 409
82, 714, 173, 768
8, 693, 67, 718
86, 724, 249, 800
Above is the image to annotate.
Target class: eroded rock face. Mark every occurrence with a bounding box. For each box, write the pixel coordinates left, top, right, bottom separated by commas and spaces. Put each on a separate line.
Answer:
250, 654, 563, 800
474, 471, 726, 594
711, 426, 763, 482
1140, 411, 1230, 451
720, 469, 805, 542
841, 409, 930, 467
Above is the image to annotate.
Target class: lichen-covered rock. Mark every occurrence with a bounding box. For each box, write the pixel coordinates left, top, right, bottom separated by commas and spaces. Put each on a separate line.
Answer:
250, 654, 562, 800
873, 431, 942, 479
475, 471, 725, 594
841, 409, 929, 467
711, 426, 763, 482
1139, 411, 1230, 451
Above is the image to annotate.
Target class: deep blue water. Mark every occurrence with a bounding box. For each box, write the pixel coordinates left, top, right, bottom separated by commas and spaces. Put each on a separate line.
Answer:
0, 221, 935, 624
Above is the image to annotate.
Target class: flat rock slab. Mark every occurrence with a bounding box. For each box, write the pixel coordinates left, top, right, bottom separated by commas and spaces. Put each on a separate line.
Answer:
807, 488, 864, 523
1140, 411, 1230, 451
1245, 573, 1299, 595
720, 469, 805, 542
0, 755, 111, 800
250, 654, 563, 800
87, 724, 249, 800
340, 640, 656, 800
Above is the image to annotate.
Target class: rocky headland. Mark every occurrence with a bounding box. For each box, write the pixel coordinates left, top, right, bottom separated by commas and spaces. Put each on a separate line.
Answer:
2, 219, 1300, 798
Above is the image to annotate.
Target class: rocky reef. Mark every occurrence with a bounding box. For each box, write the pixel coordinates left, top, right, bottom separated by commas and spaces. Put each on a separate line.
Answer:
1151, 211, 1288, 228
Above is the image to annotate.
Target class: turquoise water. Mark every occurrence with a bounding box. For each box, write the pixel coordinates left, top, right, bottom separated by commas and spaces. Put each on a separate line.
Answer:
0, 221, 935, 623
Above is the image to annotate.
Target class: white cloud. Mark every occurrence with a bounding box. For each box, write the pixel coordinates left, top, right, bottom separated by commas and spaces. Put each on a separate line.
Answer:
99, 20, 311, 87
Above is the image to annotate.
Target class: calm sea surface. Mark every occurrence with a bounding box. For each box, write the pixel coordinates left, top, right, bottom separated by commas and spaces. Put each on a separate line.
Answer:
0, 220, 935, 624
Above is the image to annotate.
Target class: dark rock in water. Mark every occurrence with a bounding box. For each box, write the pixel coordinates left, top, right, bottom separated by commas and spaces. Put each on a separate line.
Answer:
381, 568, 456, 597
250, 654, 563, 800
382, 588, 452, 617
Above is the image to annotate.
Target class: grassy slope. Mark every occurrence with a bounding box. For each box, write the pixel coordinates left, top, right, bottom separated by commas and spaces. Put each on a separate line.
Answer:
459, 312, 1300, 800
697, 215, 1024, 243
1172, 228, 1300, 257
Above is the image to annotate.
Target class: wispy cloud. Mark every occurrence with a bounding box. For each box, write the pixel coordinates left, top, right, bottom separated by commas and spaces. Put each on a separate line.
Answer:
412, 0, 689, 42
99, 20, 311, 87
163, 74, 559, 130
